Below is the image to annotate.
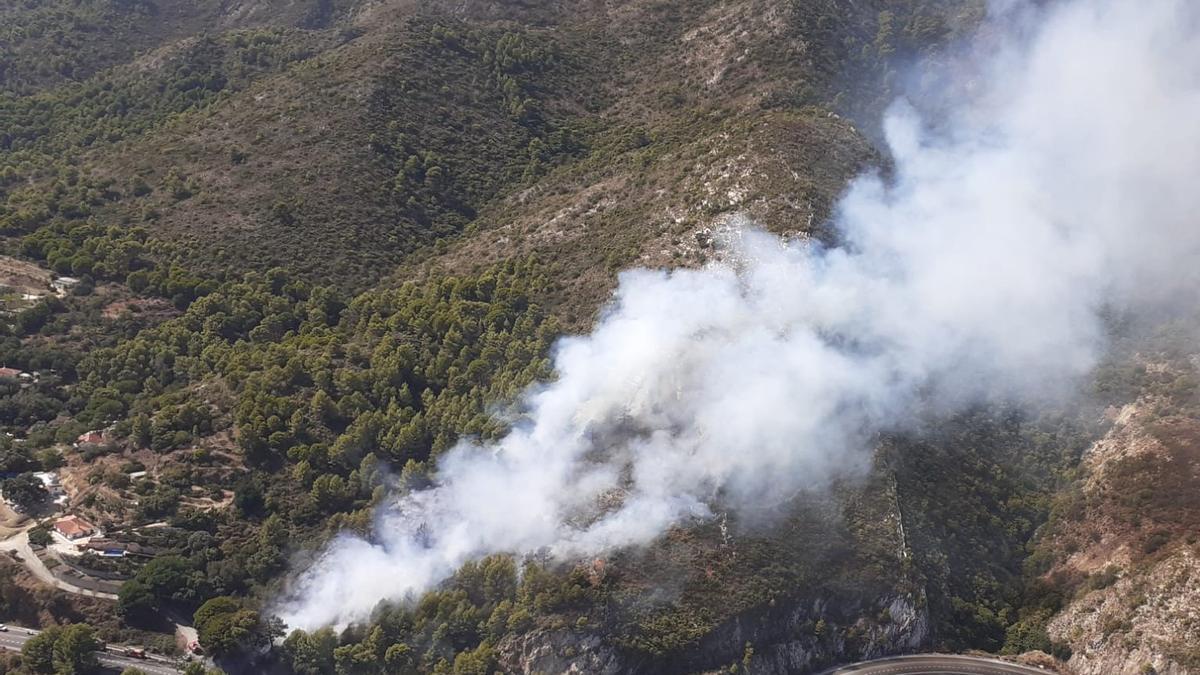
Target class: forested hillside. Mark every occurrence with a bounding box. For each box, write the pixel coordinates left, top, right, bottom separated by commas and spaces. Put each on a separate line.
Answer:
2, 1, 1193, 674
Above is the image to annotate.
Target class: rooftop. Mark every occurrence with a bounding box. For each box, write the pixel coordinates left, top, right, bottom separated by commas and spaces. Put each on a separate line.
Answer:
54, 515, 96, 538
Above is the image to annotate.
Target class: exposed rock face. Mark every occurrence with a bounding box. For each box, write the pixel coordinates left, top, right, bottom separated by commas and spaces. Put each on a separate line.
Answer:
494, 624, 633, 672
1043, 396, 1200, 674
741, 594, 930, 675
497, 590, 930, 675
1049, 547, 1200, 675
497, 628, 633, 675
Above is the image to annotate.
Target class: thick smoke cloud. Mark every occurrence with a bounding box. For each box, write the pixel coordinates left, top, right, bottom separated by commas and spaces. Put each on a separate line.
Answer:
280, 0, 1200, 629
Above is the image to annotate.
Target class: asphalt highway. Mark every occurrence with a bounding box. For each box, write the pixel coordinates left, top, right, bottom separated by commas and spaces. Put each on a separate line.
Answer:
0, 626, 184, 674
825, 654, 1051, 675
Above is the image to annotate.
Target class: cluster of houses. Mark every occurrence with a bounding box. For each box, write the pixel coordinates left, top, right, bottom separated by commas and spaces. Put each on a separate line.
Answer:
2, 421, 158, 565
0, 367, 30, 380
0, 367, 59, 391
50, 516, 153, 560
0, 275, 78, 318
1, 469, 108, 553
0, 366, 38, 385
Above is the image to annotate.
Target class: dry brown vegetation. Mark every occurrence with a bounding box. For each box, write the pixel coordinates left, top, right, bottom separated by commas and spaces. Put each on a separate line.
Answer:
1026, 344, 1200, 673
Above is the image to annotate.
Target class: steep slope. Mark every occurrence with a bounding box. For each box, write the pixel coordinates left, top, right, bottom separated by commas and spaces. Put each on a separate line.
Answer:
1033, 339, 1200, 674
7, 2, 1134, 674
389, 0, 985, 313
81, 12, 597, 287
0, 0, 366, 94
4, 0, 984, 295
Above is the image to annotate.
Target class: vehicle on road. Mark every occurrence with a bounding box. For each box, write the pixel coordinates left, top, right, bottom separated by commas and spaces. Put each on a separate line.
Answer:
0, 624, 8, 632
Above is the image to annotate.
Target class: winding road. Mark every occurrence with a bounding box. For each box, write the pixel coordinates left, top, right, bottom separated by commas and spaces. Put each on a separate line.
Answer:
1, 527, 193, 673
825, 654, 1051, 674
0, 530, 118, 600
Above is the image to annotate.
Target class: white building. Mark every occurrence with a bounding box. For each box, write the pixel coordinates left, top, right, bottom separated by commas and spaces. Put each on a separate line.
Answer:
51, 277, 79, 296
33, 471, 67, 506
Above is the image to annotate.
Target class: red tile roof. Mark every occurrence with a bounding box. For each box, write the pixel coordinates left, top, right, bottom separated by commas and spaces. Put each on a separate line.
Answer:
54, 515, 96, 539
76, 431, 104, 445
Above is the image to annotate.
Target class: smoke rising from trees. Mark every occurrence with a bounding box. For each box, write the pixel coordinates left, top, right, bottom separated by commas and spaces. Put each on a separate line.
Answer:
279, 0, 1200, 629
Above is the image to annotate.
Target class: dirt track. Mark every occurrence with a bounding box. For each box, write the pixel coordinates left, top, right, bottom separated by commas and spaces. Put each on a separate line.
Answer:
0, 503, 30, 539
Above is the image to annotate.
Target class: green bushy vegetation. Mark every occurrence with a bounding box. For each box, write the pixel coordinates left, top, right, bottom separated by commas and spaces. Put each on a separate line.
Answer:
78, 258, 557, 468
0, 259, 553, 635
0, 0, 352, 95
279, 492, 909, 675
996, 318, 1200, 664
282, 555, 556, 674
2, 1, 1147, 672
889, 408, 1094, 653
368, 22, 587, 241
0, 26, 336, 300
19, 623, 100, 674
0, 0, 161, 94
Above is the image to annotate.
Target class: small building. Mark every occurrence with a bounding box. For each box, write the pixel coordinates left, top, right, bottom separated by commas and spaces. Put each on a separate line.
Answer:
75, 431, 104, 447
54, 515, 97, 541
33, 471, 67, 506
82, 539, 152, 558
0, 367, 23, 379
51, 277, 79, 295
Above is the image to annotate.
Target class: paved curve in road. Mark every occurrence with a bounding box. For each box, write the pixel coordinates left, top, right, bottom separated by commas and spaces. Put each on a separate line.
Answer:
0, 626, 184, 675
824, 654, 1050, 675
2, 529, 181, 673
0, 530, 118, 600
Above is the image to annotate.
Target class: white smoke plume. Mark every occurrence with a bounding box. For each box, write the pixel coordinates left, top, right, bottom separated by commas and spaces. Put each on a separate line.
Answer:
280, 0, 1200, 629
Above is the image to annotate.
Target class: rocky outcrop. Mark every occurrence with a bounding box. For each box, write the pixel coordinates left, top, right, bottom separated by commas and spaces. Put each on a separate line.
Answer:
738, 593, 930, 675
497, 590, 930, 675
1049, 546, 1200, 675
496, 628, 634, 675
1043, 397, 1200, 674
